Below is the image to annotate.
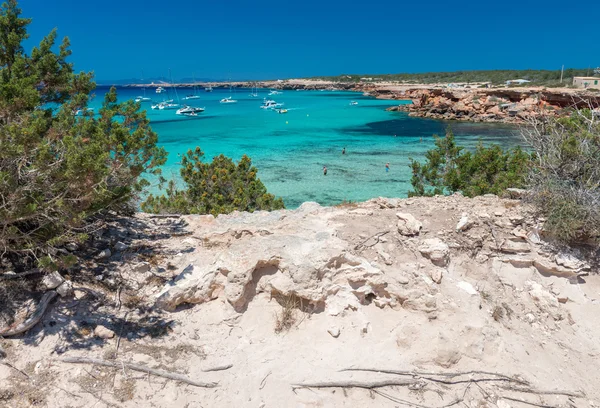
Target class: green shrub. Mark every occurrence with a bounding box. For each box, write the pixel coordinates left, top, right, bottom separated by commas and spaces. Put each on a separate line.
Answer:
408, 128, 531, 197
0, 0, 167, 269
142, 147, 284, 216
523, 110, 600, 243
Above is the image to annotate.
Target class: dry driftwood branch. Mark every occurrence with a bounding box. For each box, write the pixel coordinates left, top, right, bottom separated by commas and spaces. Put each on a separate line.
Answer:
500, 384, 585, 398
372, 388, 462, 408
354, 230, 390, 251
201, 363, 233, 372
0, 291, 58, 337
292, 378, 417, 390
0, 269, 43, 280
341, 367, 529, 386
148, 214, 182, 219
57, 356, 219, 388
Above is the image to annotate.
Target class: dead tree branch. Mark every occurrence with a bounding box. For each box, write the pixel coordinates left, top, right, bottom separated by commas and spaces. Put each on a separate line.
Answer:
57, 356, 219, 388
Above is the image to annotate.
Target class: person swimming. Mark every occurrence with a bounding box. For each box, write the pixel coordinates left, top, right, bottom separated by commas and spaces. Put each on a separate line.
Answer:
323, 166, 328, 176
385, 162, 390, 172
342, 147, 346, 155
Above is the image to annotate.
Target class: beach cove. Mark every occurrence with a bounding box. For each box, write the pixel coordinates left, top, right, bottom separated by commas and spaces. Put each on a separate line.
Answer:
93, 86, 524, 207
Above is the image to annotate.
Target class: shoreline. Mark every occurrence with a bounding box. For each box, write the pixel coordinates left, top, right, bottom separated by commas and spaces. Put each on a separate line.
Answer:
121, 79, 600, 124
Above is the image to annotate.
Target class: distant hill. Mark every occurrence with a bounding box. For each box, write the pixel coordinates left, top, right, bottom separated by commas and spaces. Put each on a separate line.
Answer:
96, 76, 219, 86
312, 69, 597, 86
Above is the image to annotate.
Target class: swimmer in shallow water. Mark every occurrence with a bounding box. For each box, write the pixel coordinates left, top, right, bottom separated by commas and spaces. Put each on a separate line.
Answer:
323, 166, 328, 176
342, 147, 346, 155
385, 162, 390, 172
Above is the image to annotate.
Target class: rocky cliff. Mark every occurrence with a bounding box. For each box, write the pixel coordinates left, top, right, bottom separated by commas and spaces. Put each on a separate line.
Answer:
1, 195, 598, 407
385, 88, 600, 123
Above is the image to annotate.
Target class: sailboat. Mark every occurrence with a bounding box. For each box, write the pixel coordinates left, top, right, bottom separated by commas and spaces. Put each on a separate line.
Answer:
220, 82, 238, 104
152, 70, 180, 110
183, 74, 201, 100
135, 70, 152, 103
249, 83, 258, 97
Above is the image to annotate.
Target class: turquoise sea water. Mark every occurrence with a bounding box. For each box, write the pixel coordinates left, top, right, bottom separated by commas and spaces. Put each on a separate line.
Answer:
91, 86, 524, 208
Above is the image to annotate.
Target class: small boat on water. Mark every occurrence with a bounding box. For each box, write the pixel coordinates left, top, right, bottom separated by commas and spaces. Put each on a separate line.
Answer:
220, 96, 238, 104
135, 96, 152, 103
176, 105, 205, 115
268, 90, 282, 96
349, 101, 358, 106
183, 75, 201, 100
276, 108, 288, 114
362, 92, 370, 96
205, 86, 213, 92
156, 86, 166, 94
260, 99, 283, 109
75, 108, 94, 116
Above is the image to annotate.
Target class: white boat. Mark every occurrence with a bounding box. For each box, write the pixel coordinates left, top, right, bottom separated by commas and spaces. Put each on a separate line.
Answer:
268, 90, 282, 96
220, 96, 238, 104
249, 84, 259, 97
362, 92, 371, 96
177, 105, 205, 115
260, 99, 283, 109
276, 108, 288, 114
152, 101, 179, 110
183, 75, 201, 100
156, 86, 166, 94
135, 71, 152, 103
349, 101, 358, 106
205, 86, 213, 92
220, 83, 237, 103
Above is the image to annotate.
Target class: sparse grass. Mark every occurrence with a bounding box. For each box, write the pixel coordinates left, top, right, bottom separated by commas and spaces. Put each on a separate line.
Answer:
114, 378, 136, 402
335, 200, 358, 209
274, 293, 300, 333
492, 305, 505, 321
479, 290, 491, 301
123, 292, 145, 309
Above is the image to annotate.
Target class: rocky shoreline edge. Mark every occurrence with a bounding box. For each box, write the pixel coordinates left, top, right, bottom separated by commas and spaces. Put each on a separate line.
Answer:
123, 79, 600, 124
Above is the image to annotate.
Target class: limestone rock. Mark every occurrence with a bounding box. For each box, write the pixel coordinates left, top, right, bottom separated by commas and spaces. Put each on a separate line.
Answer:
94, 325, 115, 339
418, 239, 450, 267
65, 243, 79, 252
40, 271, 64, 290
155, 264, 221, 312
456, 281, 477, 295
97, 249, 112, 259
114, 241, 128, 252
429, 268, 443, 284
327, 326, 341, 338
396, 212, 422, 236
456, 213, 472, 232
500, 239, 530, 254
526, 281, 562, 320
434, 347, 461, 368
56, 280, 73, 297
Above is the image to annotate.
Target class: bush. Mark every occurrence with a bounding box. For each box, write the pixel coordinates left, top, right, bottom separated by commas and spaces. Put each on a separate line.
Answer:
523, 110, 600, 243
408, 128, 531, 197
142, 147, 284, 216
0, 1, 167, 269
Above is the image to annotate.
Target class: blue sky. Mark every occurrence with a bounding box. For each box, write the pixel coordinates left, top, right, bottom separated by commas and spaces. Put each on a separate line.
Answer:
20, 0, 600, 82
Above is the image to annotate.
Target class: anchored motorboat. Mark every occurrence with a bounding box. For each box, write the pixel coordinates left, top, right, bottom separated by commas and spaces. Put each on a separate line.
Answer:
176, 105, 205, 115
268, 90, 282, 96
205, 86, 213, 92
220, 96, 238, 104
349, 101, 358, 106
260, 99, 283, 109
156, 86, 166, 94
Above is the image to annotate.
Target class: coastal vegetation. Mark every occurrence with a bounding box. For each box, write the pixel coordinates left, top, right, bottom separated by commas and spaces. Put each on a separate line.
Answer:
408, 129, 531, 198
409, 111, 600, 245
141, 147, 285, 216
0, 0, 167, 269
316, 69, 596, 87
524, 110, 600, 244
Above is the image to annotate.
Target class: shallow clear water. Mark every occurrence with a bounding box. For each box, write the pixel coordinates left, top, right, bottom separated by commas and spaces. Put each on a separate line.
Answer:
91, 86, 524, 208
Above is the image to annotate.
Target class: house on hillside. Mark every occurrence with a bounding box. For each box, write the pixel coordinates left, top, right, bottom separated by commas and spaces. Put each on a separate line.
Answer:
573, 76, 600, 89
505, 79, 531, 86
